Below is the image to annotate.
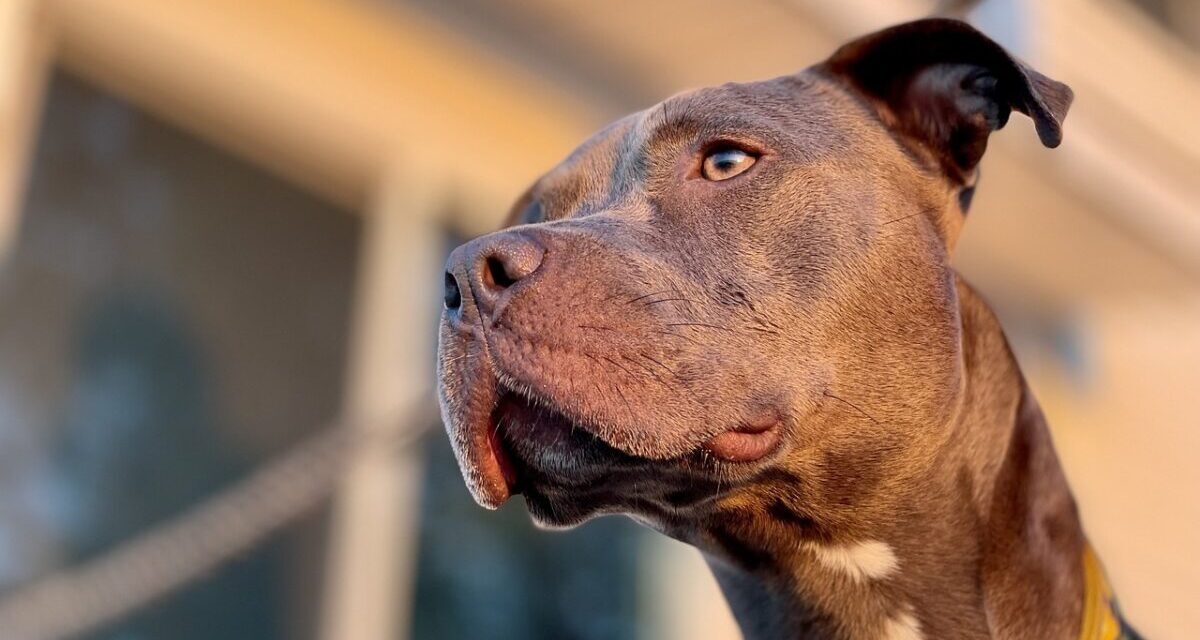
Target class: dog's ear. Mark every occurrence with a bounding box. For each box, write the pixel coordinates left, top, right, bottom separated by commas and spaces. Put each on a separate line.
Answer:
822, 19, 1072, 185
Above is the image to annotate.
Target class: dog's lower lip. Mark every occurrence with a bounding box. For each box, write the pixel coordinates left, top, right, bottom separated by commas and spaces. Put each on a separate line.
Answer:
487, 399, 521, 496
701, 412, 783, 463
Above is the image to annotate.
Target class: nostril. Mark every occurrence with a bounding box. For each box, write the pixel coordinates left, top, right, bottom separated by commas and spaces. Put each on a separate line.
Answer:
444, 271, 462, 310
471, 234, 545, 300
485, 255, 517, 290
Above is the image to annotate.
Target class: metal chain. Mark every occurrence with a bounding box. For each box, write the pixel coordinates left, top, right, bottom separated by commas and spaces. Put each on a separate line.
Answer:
0, 403, 437, 640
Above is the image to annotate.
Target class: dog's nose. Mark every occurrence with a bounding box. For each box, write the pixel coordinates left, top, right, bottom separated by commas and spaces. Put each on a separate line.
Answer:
444, 232, 545, 315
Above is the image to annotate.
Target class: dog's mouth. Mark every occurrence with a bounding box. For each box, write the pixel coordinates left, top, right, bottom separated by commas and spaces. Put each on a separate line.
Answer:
476, 384, 630, 505
444, 370, 590, 510
439, 305, 788, 514
450, 370, 786, 515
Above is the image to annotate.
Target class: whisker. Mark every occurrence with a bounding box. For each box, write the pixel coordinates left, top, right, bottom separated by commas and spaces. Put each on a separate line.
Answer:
601, 355, 639, 380
642, 297, 694, 308
611, 381, 633, 416
822, 390, 881, 424
623, 354, 671, 388
882, 212, 923, 225
639, 352, 675, 378
664, 322, 735, 332
627, 290, 675, 305
599, 290, 626, 304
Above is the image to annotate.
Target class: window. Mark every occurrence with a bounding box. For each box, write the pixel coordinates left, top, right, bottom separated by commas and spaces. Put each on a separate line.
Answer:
0, 72, 361, 640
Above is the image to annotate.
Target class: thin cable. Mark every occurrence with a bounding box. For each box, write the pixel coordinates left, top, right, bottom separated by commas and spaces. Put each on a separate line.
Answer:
0, 403, 437, 640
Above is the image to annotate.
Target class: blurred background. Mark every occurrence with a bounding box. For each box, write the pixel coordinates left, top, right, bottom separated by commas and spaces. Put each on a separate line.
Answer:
0, 0, 1196, 638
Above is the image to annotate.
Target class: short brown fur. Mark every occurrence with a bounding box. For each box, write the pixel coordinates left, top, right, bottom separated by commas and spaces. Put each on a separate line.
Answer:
438, 19, 1105, 640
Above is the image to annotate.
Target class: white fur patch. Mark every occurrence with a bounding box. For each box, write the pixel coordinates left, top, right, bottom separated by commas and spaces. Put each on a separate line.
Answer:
882, 611, 923, 640
803, 539, 899, 582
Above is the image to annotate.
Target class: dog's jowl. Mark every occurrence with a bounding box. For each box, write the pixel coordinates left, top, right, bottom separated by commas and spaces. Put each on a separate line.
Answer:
437, 18, 1139, 640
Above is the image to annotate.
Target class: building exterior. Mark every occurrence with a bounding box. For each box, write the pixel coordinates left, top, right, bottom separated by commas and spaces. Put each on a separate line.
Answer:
0, 1, 1196, 638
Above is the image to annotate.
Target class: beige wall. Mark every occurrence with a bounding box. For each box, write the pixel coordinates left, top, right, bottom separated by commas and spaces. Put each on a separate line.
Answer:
1030, 296, 1200, 637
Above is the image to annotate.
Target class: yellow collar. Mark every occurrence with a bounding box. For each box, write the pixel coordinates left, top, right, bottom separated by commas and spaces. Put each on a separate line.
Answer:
1079, 543, 1125, 640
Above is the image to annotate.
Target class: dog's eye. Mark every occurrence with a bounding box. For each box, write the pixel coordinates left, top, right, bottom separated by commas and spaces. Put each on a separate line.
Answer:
701, 147, 757, 181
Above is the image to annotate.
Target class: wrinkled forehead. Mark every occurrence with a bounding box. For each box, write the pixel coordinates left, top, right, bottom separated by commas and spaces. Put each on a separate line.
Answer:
527, 72, 866, 212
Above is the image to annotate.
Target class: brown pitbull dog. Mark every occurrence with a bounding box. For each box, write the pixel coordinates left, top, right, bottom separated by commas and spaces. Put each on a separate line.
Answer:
438, 18, 1139, 640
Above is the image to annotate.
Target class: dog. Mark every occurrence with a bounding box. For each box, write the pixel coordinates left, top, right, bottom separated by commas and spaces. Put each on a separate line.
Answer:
437, 18, 1139, 640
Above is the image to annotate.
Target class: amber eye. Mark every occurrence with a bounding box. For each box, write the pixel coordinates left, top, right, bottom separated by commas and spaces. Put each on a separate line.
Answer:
701, 147, 757, 181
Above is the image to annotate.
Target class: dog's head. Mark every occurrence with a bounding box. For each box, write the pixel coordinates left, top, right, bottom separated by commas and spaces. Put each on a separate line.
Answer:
438, 19, 1070, 533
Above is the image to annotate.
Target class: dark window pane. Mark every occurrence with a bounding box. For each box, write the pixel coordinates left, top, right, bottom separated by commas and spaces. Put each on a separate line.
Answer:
0, 72, 360, 640
412, 433, 646, 640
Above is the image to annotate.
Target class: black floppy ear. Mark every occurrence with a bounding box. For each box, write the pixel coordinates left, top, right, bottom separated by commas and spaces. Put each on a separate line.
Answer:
822, 18, 1073, 183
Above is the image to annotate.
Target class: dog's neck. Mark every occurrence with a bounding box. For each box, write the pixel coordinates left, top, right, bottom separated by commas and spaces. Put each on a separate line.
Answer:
695, 281, 1085, 640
